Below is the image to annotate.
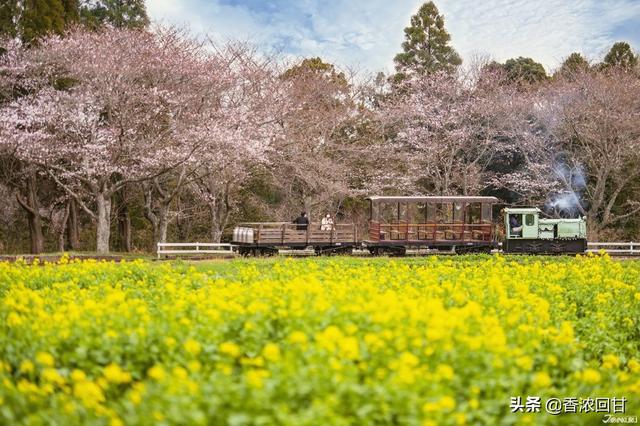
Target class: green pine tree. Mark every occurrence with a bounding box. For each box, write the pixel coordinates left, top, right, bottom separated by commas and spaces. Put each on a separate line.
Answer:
79, 0, 149, 29
602, 41, 638, 69
20, 0, 66, 43
503, 57, 548, 84
555, 52, 589, 79
394, 1, 461, 76
0, 0, 19, 38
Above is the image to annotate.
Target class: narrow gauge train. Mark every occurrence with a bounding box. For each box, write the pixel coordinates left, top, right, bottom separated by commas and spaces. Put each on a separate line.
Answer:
232, 196, 587, 255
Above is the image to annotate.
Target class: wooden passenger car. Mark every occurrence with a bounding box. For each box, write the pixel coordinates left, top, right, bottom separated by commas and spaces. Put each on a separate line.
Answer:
233, 222, 358, 255
365, 196, 498, 255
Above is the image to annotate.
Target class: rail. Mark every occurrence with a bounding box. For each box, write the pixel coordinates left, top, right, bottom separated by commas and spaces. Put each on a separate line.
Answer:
157, 242, 236, 259
587, 242, 640, 256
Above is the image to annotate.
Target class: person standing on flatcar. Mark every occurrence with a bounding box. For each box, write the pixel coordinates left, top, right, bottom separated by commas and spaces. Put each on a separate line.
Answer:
293, 212, 309, 231
321, 213, 334, 231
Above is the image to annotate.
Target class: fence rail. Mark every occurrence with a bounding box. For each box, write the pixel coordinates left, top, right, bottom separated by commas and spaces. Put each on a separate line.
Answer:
157, 242, 236, 259
587, 242, 640, 255
155, 241, 640, 259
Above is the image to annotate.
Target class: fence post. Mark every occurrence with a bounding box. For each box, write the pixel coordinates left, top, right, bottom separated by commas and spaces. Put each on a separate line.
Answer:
196, 242, 200, 252
157, 243, 160, 260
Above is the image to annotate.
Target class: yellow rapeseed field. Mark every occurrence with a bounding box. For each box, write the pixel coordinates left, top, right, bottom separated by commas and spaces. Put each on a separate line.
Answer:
1, 254, 639, 425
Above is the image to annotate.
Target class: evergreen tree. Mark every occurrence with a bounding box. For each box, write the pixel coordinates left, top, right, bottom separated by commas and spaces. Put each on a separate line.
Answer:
602, 41, 637, 69
394, 1, 461, 76
0, 0, 19, 39
20, 0, 66, 43
503, 57, 547, 84
0, 0, 77, 43
555, 52, 589, 79
80, 0, 149, 29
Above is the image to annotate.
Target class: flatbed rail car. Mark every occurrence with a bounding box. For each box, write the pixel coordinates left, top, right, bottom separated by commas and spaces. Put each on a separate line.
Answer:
365, 196, 499, 255
233, 222, 358, 255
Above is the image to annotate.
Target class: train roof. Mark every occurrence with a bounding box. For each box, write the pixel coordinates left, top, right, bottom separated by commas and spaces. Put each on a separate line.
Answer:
367, 196, 499, 203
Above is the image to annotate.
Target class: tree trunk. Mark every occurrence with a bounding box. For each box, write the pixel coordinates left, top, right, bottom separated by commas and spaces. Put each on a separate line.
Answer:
96, 192, 111, 254
18, 173, 45, 254
117, 204, 132, 252
115, 189, 132, 252
209, 203, 223, 243
66, 198, 80, 250
58, 202, 70, 252
157, 206, 169, 244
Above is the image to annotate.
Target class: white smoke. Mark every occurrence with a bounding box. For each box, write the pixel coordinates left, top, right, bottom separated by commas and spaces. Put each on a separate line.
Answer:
546, 161, 586, 216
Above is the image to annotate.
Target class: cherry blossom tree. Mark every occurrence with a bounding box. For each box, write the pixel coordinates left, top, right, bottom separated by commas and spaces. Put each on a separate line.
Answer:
0, 27, 214, 253
537, 69, 640, 236
189, 43, 281, 242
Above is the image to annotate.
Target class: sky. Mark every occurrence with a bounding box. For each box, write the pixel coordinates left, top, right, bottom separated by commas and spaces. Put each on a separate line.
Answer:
146, 0, 640, 74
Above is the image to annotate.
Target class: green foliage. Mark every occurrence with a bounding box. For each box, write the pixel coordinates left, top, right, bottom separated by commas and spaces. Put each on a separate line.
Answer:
20, 0, 66, 43
0, 0, 78, 43
282, 57, 348, 88
0, 0, 19, 38
602, 41, 638, 70
393, 1, 461, 76
503, 56, 548, 85
556, 52, 589, 76
79, 0, 149, 29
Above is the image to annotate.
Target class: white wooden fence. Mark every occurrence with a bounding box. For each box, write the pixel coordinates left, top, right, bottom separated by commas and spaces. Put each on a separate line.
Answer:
156, 242, 236, 259
156, 241, 640, 259
587, 242, 640, 256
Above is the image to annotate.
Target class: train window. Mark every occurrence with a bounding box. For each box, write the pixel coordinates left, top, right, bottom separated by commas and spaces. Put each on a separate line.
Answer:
379, 203, 396, 224
525, 214, 535, 226
481, 203, 492, 223
426, 203, 436, 223
436, 203, 453, 222
453, 202, 465, 223
416, 203, 427, 222
468, 204, 481, 224
370, 200, 379, 221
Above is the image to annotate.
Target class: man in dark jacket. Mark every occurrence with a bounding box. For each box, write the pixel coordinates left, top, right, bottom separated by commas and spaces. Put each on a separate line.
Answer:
293, 212, 309, 231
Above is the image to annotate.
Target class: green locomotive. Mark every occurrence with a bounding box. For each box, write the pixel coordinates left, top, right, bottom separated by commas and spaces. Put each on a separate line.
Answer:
502, 207, 587, 254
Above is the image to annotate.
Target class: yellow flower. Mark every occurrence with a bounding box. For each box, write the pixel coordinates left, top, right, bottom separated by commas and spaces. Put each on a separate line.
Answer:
35, 352, 55, 367
515, 356, 533, 371
532, 372, 552, 388
103, 363, 132, 384
219, 341, 241, 358
262, 343, 281, 362
42, 368, 65, 386
439, 396, 456, 412
172, 366, 188, 380
581, 368, 601, 384
245, 369, 270, 389
7, 312, 23, 327
184, 339, 202, 357
148, 365, 166, 381
398, 352, 420, 368
288, 331, 308, 345
436, 364, 454, 381
19, 360, 34, 374
602, 354, 620, 369
187, 360, 202, 373
73, 380, 105, 408
337, 336, 360, 360
71, 369, 87, 382
628, 359, 640, 373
